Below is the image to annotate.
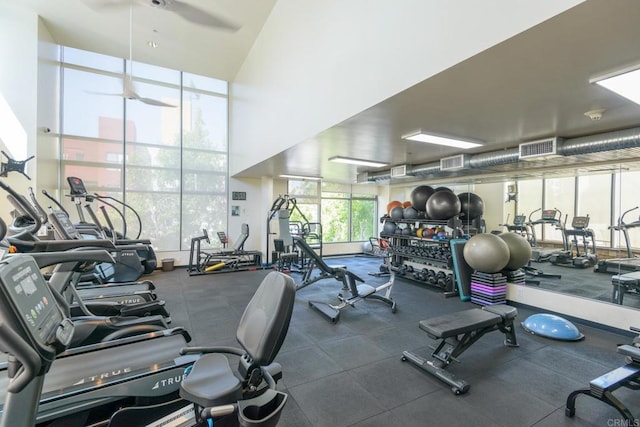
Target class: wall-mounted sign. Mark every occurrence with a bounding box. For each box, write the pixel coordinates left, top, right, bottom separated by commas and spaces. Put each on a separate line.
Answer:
232, 191, 246, 201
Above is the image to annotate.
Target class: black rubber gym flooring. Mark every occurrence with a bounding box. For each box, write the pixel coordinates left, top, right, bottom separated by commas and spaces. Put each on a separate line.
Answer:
150, 256, 639, 427
527, 260, 640, 310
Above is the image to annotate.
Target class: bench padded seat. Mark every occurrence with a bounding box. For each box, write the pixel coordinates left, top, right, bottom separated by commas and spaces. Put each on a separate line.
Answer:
419, 309, 501, 339
613, 271, 640, 284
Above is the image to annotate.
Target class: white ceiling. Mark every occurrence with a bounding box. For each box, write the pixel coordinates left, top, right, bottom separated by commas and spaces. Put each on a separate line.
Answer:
17, 0, 276, 81
16, 0, 640, 185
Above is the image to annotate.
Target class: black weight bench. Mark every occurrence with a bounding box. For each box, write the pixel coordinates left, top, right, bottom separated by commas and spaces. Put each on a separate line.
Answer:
402, 305, 518, 395
566, 344, 640, 422
292, 236, 396, 323
612, 271, 640, 304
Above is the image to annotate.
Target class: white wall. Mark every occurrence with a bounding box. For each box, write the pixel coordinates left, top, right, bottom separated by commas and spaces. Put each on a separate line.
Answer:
227, 177, 264, 256
0, 3, 39, 219
507, 284, 638, 332
473, 181, 505, 233
229, 0, 584, 177
36, 18, 60, 199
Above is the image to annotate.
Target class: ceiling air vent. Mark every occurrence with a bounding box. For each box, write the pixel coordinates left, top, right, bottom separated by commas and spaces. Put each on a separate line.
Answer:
519, 137, 562, 161
440, 154, 467, 171
356, 172, 370, 183
390, 165, 411, 178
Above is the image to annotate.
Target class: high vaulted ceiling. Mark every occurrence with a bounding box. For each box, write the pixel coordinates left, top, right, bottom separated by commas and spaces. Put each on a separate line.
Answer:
15, 1, 640, 185
17, 0, 276, 81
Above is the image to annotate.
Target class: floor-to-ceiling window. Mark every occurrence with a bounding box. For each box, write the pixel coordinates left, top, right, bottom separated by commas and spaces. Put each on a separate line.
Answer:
286, 180, 377, 243
576, 173, 612, 247
59, 47, 227, 251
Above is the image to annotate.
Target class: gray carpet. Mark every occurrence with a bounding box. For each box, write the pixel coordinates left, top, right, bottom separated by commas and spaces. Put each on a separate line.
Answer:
148, 256, 640, 426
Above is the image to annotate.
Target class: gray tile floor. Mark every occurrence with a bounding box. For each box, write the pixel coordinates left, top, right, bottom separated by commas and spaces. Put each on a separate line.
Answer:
151, 256, 640, 427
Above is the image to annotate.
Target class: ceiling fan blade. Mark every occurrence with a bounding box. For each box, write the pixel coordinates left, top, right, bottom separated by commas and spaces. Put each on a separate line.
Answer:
168, 0, 240, 31
123, 78, 138, 97
87, 90, 125, 97
136, 97, 177, 107
124, 79, 176, 107
82, 0, 137, 11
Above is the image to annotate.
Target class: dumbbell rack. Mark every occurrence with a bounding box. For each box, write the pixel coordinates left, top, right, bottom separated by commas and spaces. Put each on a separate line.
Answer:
381, 218, 458, 296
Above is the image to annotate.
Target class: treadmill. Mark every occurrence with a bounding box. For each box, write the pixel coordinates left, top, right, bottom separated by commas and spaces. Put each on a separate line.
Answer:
0, 255, 195, 425
595, 206, 640, 274
528, 208, 568, 262
500, 213, 535, 245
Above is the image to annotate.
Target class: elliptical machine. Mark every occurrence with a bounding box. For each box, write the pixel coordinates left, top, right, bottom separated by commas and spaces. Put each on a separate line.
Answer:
549, 215, 598, 268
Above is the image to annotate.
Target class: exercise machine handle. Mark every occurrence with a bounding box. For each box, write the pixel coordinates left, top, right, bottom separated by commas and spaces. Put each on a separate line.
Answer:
619, 206, 639, 226
0, 324, 41, 393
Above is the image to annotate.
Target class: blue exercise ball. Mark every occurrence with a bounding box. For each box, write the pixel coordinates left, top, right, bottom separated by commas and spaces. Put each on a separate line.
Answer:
521, 314, 584, 341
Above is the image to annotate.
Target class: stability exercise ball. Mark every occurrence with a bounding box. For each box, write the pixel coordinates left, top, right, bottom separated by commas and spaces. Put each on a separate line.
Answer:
426, 191, 461, 220
435, 186, 453, 193
382, 221, 397, 235
498, 232, 532, 270
404, 206, 419, 220
463, 233, 510, 273
390, 206, 404, 220
410, 185, 435, 212
386, 201, 403, 215
458, 192, 484, 220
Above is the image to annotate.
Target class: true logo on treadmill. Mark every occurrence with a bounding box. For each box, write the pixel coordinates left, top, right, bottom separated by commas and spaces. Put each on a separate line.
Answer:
118, 299, 143, 304
72, 367, 133, 385
151, 373, 186, 390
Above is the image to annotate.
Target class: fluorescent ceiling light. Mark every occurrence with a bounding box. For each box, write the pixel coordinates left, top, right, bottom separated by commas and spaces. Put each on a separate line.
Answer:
591, 65, 640, 106
328, 156, 389, 168
402, 131, 483, 149
279, 174, 322, 181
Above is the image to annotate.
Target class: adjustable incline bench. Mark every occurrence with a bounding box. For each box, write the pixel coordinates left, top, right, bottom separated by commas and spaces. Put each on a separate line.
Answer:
293, 236, 397, 323
566, 336, 640, 422
402, 304, 518, 394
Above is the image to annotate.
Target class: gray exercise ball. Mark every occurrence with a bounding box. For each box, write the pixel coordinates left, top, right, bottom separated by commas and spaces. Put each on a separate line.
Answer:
410, 185, 435, 212
498, 232, 532, 270
404, 206, 419, 219
390, 206, 404, 220
458, 192, 484, 220
382, 221, 397, 235
426, 190, 461, 220
463, 233, 510, 273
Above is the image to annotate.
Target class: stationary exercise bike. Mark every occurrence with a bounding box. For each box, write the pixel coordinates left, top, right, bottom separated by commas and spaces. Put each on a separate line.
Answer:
0, 254, 295, 427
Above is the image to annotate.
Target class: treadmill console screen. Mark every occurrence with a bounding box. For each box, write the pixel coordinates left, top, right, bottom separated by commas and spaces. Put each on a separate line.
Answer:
0, 256, 63, 346
571, 216, 590, 229
513, 215, 526, 226
49, 210, 81, 240
67, 176, 87, 197
541, 210, 558, 220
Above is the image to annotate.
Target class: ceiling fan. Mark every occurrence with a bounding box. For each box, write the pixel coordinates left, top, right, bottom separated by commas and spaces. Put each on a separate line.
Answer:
88, 6, 178, 107
83, 0, 241, 31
